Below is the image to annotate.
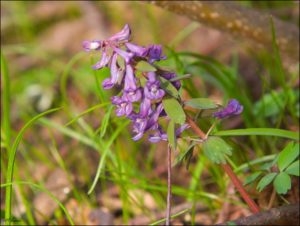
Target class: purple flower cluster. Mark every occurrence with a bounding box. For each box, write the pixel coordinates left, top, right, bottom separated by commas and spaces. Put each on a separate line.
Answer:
213, 99, 243, 119
83, 24, 187, 142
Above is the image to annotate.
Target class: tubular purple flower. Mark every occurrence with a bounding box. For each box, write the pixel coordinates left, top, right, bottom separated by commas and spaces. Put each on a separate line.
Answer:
82, 40, 102, 51
124, 64, 138, 91
112, 47, 134, 63
101, 54, 124, 89
124, 88, 142, 102
213, 99, 243, 119
131, 116, 148, 141
144, 72, 165, 100
93, 50, 111, 70
111, 96, 133, 117
139, 97, 152, 118
102, 78, 114, 90
148, 124, 190, 143
125, 42, 147, 57
146, 45, 166, 63
148, 126, 168, 143
108, 24, 131, 43
145, 103, 164, 131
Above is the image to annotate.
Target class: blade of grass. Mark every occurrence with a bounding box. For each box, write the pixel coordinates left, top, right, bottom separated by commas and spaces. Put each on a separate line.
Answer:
213, 128, 299, 140
169, 22, 200, 48
60, 51, 86, 107
88, 120, 129, 194
1, 52, 11, 147
39, 117, 99, 150
4, 107, 61, 225
1, 181, 74, 225
150, 208, 190, 226
64, 103, 109, 126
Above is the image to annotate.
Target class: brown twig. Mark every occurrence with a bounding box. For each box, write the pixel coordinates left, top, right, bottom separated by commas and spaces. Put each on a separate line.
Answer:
215, 203, 299, 226
149, 1, 299, 61
186, 116, 260, 214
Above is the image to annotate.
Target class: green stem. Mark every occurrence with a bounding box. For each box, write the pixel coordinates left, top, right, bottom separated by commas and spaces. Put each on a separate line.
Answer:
166, 145, 172, 225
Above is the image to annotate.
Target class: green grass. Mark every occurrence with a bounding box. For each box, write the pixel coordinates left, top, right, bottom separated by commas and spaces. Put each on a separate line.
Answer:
1, 1, 299, 225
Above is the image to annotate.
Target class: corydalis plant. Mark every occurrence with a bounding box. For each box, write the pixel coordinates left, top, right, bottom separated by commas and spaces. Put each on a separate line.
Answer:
83, 24, 242, 143
83, 24, 261, 222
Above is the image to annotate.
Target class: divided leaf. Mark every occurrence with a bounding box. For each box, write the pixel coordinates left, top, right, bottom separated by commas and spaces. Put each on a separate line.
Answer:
243, 171, 263, 186
162, 98, 186, 125
278, 142, 299, 172
273, 172, 291, 194
285, 160, 299, 176
256, 172, 277, 192
202, 136, 232, 164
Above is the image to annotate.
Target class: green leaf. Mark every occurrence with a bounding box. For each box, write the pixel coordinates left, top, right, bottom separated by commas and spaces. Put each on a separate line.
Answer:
202, 136, 232, 164
158, 77, 179, 98
169, 74, 192, 82
285, 160, 299, 176
167, 120, 176, 149
135, 60, 157, 72
5, 108, 61, 222
273, 172, 291, 194
162, 98, 186, 125
184, 98, 218, 110
243, 171, 263, 186
278, 142, 299, 171
213, 128, 299, 140
257, 172, 277, 192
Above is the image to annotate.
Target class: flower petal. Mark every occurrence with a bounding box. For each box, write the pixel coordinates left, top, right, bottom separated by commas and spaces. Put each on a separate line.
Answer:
93, 50, 111, 69
82, 40, 102, 51
213, 99, 243, 119
109, 24, 131, 43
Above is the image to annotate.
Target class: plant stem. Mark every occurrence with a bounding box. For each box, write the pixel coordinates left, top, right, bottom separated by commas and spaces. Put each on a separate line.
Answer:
221, 164, 260, 213
166, 145, 172, 225
186, 116, 260, 214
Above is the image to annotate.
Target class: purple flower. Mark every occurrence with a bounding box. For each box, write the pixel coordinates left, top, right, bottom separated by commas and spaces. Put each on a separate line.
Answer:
146, 103, 163, 131
213, 99, 243, 119
125, 42, 147, 57
112, 46, 134, 63
131, 116, 148, 141
82, 40, 102, 51
124, 64, 138, 91
124, 88, 142, 102
93, 50, 112, 70
146, 45, 166, 63
144, 72, 165, 100
130, 103, 163, 141
138, 97, 152, 118
83, 24, 190, 142
148, 124, 190, 143
160, 71, 181, 90
101, 54, 124, 89
111, 96, 133, 116
148, 126, 168, 143
108, 24, 131, 43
